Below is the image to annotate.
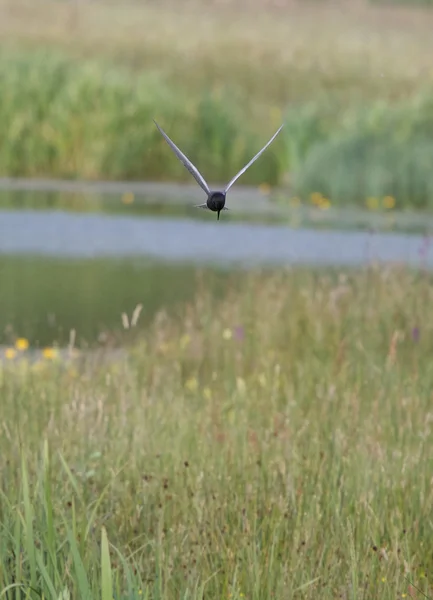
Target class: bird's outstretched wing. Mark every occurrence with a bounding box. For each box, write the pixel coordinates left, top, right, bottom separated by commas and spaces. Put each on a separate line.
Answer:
154, 120, 210, 195
224, 124, 284, 193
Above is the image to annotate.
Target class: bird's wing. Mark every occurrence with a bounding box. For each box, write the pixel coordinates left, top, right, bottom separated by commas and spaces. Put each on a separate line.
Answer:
224, 124, 284, 193
154, 120, 210, 195
195, 203, 208, 209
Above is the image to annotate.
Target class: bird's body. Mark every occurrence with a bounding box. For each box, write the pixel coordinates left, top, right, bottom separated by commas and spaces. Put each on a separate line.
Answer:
153, 119, 284, 221
196, 191, 227, 220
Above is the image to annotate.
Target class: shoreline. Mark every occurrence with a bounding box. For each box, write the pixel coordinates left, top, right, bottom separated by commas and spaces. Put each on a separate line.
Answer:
1, 177, 433, 234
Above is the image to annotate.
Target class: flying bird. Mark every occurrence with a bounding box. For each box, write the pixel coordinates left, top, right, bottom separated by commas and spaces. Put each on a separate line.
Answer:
153, 120, 284, 221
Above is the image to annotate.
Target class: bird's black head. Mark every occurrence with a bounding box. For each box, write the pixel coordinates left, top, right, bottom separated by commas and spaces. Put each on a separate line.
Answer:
207, 191, 226, 220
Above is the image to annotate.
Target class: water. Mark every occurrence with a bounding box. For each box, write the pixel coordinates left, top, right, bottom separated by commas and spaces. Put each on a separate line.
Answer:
0, 204, 431, 350
0, 209, 431, 268
0, 255, 234, 348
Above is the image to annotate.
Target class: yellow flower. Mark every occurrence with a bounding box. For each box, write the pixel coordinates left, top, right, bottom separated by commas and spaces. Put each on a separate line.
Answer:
203, 387, 212, 400
258, 183, 271, 195
222, 328, 233, 340
5, 348, 16, 360
366, 196, 379, 211
42, 347, 58, 360
383, 195, 396, 210
310, 192, 323, 206
381, 577, 386, 582
185, 377, 198, 392
319, 198, 331, 210
15, 338, 29, 351
121, 192, 134, 205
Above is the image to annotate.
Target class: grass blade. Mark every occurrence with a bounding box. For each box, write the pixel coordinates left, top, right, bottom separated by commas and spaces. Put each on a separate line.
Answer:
101, 527, 113, 600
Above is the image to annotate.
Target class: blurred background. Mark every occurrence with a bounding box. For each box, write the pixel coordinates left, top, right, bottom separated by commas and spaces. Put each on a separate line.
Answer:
1, 0, 433, 354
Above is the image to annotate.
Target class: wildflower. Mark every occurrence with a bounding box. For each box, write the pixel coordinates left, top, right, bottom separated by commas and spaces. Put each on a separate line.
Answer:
418, 235, 431, 260
381, 577, 386, 582
203, 387, 212, 400
383, 195, 396, 210
121, 192, 134, 205
319, 198, 331, 210
412, 327, 420, 342
259, 183, 271, 195
5, 348, 16, 360
15, 338, 29, 351
234, 326, 244, 342
42, 347, 58, 360
310, 192, 323, 206
366, 197, 379, 211
222, 328, 233, 340
185, 377, 198, 392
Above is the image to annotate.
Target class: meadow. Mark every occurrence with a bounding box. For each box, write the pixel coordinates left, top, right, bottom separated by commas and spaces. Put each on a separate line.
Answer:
1, 265, 433, 599
1, 0, 433, 208
1, 2, 433, 598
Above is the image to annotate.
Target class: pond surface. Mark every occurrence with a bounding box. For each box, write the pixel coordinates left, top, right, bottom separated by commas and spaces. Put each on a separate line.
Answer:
0, 255, 238, 348
1, 209, 432, 268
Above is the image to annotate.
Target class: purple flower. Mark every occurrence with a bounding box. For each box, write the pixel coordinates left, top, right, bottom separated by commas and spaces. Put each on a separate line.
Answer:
412, 327, 420, 343
234, 326, 245, 342
418, 236, 431, 260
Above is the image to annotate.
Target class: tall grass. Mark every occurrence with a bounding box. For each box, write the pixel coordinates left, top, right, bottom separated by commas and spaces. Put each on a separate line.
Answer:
289, 94, 433, 209
2, 1, 433, 207
3, 49, 433, 209
1, 266, 433, 598
0, 50, 285, 185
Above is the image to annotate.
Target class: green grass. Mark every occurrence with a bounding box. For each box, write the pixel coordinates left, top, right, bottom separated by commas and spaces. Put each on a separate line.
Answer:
0, 266, 432, 598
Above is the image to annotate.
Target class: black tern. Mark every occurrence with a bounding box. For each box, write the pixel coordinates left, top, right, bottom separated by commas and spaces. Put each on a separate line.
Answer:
154, 120, 284, 220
